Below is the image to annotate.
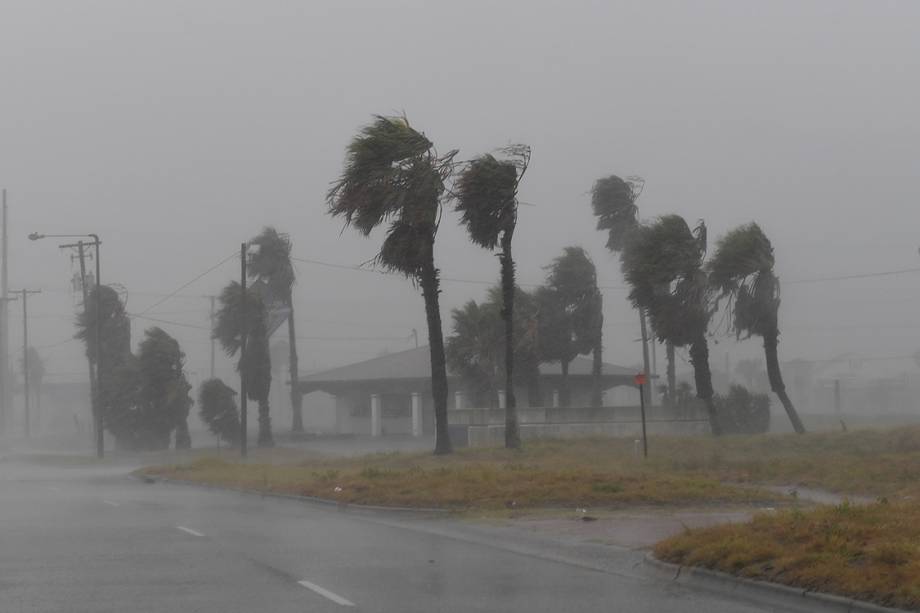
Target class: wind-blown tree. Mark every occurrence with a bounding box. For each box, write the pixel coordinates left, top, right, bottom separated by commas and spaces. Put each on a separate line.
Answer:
620, 215, 721, 434
590, 174, 672, 399
248, 227, 304, 434
75, 285, 137, 448
446, 299, 502, 408
536, 247, 602, 407
446, 286, 541, 410
198, 378, 241, 445
709, 223, 806, 434
213, 281, 274, 447
327, 115, 457, 455
137, 327, 193, 449
454, 145, 531, 448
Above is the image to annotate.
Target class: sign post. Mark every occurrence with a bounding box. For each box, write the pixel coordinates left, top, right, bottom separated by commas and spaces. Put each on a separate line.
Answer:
634, 373, 648, 458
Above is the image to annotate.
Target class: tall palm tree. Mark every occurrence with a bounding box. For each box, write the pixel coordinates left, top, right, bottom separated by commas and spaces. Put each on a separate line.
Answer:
137, 327, 192, 450
620, 215, 722, 434
248, 227, 304, 433
709, 223, 806, 434
327, 115, 456, 454
538, 247, 602, 407
454, 145, 530, 448
213, 281, 274, 447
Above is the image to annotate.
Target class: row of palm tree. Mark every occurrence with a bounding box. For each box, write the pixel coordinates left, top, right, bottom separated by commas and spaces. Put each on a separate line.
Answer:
590, 174, 805, 434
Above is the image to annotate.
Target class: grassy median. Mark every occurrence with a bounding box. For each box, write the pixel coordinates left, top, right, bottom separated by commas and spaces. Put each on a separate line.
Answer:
655, 501, 920, 610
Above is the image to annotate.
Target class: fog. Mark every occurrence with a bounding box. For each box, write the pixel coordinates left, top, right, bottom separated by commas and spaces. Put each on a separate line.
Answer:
2, 0, 919, 406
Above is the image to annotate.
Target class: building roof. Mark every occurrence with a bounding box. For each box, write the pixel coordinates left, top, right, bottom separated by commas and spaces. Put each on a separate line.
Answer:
300, 345, 637, 386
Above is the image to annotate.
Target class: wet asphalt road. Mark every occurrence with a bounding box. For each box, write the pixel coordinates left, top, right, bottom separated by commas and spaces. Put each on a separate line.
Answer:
0, 459, 780, 613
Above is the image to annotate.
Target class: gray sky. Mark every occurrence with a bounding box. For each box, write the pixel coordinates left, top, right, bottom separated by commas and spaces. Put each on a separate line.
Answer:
3, 0, 920, 387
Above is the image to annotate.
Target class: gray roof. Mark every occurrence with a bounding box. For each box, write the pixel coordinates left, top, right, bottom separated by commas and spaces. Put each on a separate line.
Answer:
301, 345, 637, 385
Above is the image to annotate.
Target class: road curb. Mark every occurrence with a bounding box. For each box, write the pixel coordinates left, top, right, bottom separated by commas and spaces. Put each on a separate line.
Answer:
643, 552, 909, 613
132, 472, 452, 516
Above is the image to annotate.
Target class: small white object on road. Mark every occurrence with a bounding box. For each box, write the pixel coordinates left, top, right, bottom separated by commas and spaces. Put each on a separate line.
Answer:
297, 579, 355, 607
46, 486, 61, 493
102, 500, 120, 507
176, 526, 205, 537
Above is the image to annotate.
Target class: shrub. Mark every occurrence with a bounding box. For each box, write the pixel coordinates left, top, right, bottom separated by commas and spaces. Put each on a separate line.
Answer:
198, 378, 241, 445
715, 384, 770, 434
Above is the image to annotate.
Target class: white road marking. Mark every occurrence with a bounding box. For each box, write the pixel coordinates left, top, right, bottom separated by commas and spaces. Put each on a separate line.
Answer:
46, 486, 61, 493
176, 526, 205, 537
102, 500, 120, 507
297, 580, 355, 607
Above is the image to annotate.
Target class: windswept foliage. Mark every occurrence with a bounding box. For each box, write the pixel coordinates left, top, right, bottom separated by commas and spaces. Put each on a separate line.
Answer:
248, 227, 304, 433
214, 281, 274, 447
198, 378, 241, 445
709, 223, 805, 433
454, 145, 531, 447
590, 175, 642, 252
620, 216, 720, 434
327, 115, 456, 454
137, 327, 192, 449
537, 247, 603, 407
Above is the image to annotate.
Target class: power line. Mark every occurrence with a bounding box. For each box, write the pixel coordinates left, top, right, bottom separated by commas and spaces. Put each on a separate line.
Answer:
136, 251, 237, 315
785, 266, 920, 285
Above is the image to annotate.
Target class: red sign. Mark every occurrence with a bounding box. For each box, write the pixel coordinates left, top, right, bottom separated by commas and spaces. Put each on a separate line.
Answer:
634, 373, 647, 386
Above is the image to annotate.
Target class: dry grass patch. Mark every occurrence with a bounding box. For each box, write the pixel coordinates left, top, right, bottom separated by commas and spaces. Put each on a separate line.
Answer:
655, 501, 920, 610
142, 442, 777, 511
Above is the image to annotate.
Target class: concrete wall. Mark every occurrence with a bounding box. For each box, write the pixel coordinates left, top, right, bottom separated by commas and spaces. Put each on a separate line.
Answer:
462, 419, 710, 447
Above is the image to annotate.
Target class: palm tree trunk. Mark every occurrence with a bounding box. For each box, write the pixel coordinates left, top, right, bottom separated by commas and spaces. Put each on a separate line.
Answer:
257, 396, 274, 447
590, 293, 604, 408
689, 334, 722, 435
175, 417, 191, 449
286, 301, 304, 433
763, 329, 806, 434
560, 359, 570, 407
419, 260, 452, 455
500, 232, 521, 449
666, 341, 676, 405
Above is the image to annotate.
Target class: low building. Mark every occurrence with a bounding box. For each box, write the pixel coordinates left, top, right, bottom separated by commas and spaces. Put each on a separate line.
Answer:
299, 346, 651, 438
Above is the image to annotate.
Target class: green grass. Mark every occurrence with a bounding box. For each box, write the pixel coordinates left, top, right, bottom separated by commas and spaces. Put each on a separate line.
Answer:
655, 501, 920, 610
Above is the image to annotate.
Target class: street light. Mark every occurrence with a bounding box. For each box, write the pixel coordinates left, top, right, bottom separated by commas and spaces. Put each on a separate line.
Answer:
29, 232, 103, 458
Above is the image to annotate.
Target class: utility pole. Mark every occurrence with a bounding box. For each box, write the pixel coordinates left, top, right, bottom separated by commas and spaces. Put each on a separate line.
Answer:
239, 243, 248, 458
638, 309, 652, 407
0, 191, 8, 433
61, 241, 96, 438
209, 295, 216, 379
14, 289, 41, 438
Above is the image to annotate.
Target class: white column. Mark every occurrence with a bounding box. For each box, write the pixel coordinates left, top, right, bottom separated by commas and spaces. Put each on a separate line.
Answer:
497, 389, 506, 409
552, 389, 560, 408
370, 393, 381, 437
411, 392, 422, 437
454, 390, 464, 410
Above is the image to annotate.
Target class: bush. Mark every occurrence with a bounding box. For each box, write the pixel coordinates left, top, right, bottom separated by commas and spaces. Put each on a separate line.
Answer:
198, 378, 241, 445
715, 384, 770, 434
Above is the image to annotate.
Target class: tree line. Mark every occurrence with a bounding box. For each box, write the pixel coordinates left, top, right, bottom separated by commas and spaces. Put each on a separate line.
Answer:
73, 112, 803, 453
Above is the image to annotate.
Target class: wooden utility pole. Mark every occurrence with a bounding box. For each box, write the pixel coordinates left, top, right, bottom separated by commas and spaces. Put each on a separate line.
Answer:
638, 309, 652, 406
0, 191, 8, 433
14, 289, 41, 438
61, 241, 96, 442
239, 243, 248, 458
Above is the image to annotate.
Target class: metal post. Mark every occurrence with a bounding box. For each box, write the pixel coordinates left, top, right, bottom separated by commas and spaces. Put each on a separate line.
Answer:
638, 309, 652, 407
638, 381, 648, 458
239, 243, 248, 458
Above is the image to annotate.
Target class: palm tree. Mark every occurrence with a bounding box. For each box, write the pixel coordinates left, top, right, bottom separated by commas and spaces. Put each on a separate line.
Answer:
589, 174, 670, 400
213, 281, 274, 447
137, 327, 192, 450
709, 223, 806, 434
248, 227, 304, 433
454, 145, 530, 448
327, 115, 456, 455
446, 299, 503, 408
620, 215, 722, 434
198, 378, 240, 446
537, 247, 602, 407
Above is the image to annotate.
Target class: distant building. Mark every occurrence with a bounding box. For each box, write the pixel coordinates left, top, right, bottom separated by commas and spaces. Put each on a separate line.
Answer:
299, 346, 643, 437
